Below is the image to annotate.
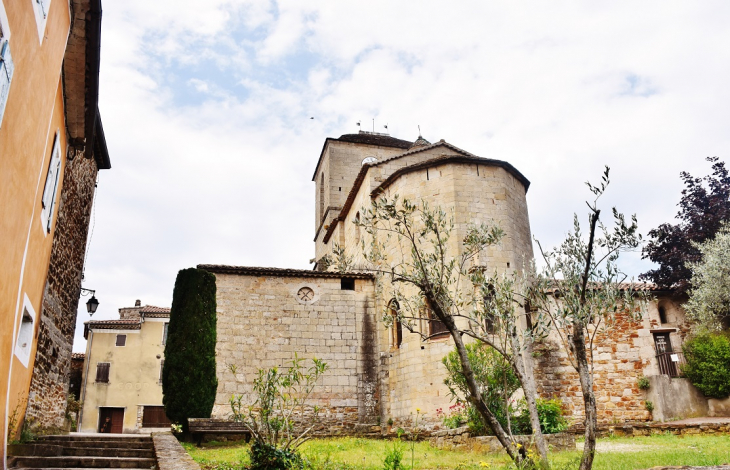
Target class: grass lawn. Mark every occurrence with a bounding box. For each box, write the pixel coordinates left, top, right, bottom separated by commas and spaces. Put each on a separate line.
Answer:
182, 433, 730, 470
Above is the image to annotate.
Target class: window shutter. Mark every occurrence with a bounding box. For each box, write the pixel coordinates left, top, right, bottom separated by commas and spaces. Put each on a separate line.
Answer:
0, 37, 14, 128
41, 136, 62, 232
159, 359, 164, 382
96, 362, 110, 383
115, 334, 126, 347
162, 323, 168, 345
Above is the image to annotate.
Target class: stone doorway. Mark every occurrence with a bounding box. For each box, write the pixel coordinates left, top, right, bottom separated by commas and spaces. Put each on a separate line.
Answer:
98, 407, 124, 433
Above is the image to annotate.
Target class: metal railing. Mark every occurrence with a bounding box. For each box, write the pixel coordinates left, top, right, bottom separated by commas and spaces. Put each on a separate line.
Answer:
656, 351, 685, 377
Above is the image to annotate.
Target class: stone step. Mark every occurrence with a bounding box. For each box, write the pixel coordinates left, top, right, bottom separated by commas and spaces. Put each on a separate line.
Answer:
38, 435, 153, 444
62, 447, 155, 458
8, 456, 157, 468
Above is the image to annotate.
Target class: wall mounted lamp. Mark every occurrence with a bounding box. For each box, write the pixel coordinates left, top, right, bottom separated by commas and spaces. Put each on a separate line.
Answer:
80, 288, 99, 316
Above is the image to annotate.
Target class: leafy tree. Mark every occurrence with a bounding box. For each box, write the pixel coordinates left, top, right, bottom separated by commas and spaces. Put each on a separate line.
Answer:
162, 268, 218, 432
685, 223, 730, 331
349, 196, 549, 468
641, 157, 730, 293
338, 167, 642, 470
530, 167, 645, 470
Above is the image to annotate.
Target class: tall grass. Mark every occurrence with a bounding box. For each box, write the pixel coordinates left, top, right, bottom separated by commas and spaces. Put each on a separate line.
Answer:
183, 433, 730, 470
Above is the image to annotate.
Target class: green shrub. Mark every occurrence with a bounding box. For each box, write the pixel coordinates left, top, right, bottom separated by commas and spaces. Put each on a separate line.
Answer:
681, 332, 730, 398
442, 342, 519, 433
637, 376, 650, 391
381, 431, 404, 470
249, 442, 303, 470
163, 268, 218, 431
512, 398, 569, 435
645, 400, 654, 413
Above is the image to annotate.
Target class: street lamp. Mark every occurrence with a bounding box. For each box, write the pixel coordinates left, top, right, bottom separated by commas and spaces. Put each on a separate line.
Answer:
80, 288, 99, 316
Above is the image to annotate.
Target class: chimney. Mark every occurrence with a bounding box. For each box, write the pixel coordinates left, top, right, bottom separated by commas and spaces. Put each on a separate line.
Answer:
135, 299, 141, 307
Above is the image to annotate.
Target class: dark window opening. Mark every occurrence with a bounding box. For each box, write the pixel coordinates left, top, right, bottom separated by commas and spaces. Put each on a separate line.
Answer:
425, 299, 449, 339
116, 334, 126, 347
483, 283, 498, 334
95, 362, 110, 383
658, 306, 667, 324
389, 300, 402, 349
341, 278, 355, 290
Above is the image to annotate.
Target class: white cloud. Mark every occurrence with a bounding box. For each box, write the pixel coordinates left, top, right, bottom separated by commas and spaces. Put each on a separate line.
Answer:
75, 1, 730, 350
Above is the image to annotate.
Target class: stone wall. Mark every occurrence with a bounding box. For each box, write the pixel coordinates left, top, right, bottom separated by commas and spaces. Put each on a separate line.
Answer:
209, 269, 379, 432
25, 155, 98, 430
533, 297, 690, 425
339, 160, 534, 427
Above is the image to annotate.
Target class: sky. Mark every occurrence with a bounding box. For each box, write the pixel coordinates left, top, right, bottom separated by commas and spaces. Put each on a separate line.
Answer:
73, 1, 730, 351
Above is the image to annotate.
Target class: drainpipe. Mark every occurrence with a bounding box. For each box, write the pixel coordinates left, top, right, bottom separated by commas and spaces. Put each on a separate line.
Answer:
78, 329, 93, 431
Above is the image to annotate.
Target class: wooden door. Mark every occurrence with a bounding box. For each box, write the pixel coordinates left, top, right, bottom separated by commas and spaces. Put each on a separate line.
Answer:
98, 407, 124, 433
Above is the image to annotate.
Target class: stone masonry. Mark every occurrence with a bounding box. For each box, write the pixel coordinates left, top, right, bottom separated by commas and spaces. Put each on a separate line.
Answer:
202, 266, 379, 433
25, 155, 98, 430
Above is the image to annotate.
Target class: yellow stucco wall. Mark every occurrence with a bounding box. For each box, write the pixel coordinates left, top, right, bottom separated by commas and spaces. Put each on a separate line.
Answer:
0, 0, 72, 452
79, 319, 168, 433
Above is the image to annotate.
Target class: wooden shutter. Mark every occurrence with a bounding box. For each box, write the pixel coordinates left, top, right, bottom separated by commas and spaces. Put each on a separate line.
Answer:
41, 135, 62, 232
0, 36, 14, 128
142, 406, 171, 428
95, 362, 110, 383
115, 334, 126, 346
159, 359, 164, 382
162, 323, 168, 345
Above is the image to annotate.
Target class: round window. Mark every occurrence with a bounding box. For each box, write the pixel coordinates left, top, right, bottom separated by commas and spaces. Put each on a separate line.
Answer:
297, 287, 315, 302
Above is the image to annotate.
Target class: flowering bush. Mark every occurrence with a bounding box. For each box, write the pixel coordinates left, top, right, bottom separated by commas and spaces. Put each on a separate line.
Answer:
436, 402, 467, 429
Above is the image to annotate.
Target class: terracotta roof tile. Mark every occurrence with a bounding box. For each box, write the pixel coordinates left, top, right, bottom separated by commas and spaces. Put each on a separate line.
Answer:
86, 319, 141, 330
198, 264, 374, 279
71, 353, 85, 360
140, 305, 170, 314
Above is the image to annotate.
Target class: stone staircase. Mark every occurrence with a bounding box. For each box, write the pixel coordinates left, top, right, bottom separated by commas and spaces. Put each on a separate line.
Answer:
7, 434, 157, 469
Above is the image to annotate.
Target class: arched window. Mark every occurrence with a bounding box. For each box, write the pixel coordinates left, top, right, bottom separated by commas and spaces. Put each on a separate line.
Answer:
483, 283, 497, 334
425, 298, 449, 339
354, 212, 361, 244
389, 299, 402, 349
319, 173, 325, 222
658, 305, 667, 324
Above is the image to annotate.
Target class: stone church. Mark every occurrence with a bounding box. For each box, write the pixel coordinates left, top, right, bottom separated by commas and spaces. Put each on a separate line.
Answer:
200, 131, 710, 432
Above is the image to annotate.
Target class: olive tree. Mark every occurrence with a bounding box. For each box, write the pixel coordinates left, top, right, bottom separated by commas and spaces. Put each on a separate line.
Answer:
344, 196, 550, 468
685, 222, 730, 332
528, 167, 646, 470
328, 167, 643, 470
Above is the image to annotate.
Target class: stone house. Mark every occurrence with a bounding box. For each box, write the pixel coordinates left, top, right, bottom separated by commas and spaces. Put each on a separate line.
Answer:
201, 131, 716, 433
0, 0, 110, 458
78, 301, 172, 434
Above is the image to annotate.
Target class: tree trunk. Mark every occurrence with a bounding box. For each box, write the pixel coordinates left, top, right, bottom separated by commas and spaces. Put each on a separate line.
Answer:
572, 321, 597, 470
511, 329, 549, 463
429, 295, 530, 467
